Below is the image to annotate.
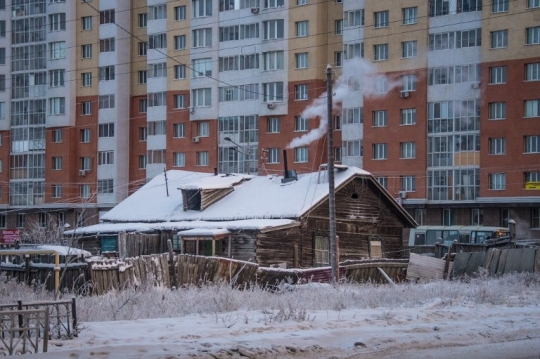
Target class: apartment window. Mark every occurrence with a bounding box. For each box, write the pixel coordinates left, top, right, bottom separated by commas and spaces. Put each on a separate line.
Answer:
263, 51, 284, 70
49, 69, 65, 87
174, 95, 186, 109
99, 38, 115, 52
175, 65, 186, 79
489, 173, 506, 190
148, 62, 167, 78
295, 84, 308, 100
148, 33, 166, 49
99, 65, 115, 81
148, 92, 166, 107
98, 123, 115, 137
17, 214, 25, 228
80, 157, 92, 170
525, 136, 540, 153
81, 72, 92, 87
489, 137, 506, 155
372, 110, 387, 127
402, 75, 417, 91
343, 107, 363, 124
79, 102, 91, 116
52, 129, 62, 143
174, 35, 186, 50
377, 177, 388, 190
295, 147, 308, 163
491, 30, 508, 49
0, 48, 4, 65
139, 99, 147, 113
374, 11, 389, 28
343, 140, 361, 157
335, 19, 343, 35
193, 0, 212, 17
298, 0, 308, 5
173, 153, 186, 167
0, 75, 4, 92
492, 0, 508, 12
198, 122, 209, 137
149, 3, 167, 19
79, 184, 90, 199
268, 148, 280, 163
490, 66, 506, 84
373, 143, 388, 159
335, 51, 343, 67
100, 9, 115, 24
401, 176, 416, 192
138, 42, 148, 56
197, 151, 209, 166
175, 6, 186, 20
401, 41, 418, 58
471, 208, 484, 226
295, 116, 308, 131
403, 7, 417, 24
267, 117, 280, 133
80, 128, 91, 142
345, 43, 364, 60
52, 156, 62, 170
139, 127, 147, 141
148, 121, 166, 136
263, 82, 283, 102
97, 179, 114, 194
527, 27, 540, 44
82, 16, 92, 30
401, 108, 416, 125
49, 13, 66, 31
334, 116, 342, 131
138, 13, 147, 28
98, 151, 114, 165
192, 88, 211, 107
139, 155, 147, 169
374, 44, 388, 61
296, 53, 308, 69
489, 102, 506, 119
99, 94, 115, 109
49, 97, 65, 115
526, 63, 540, 81
193, 58, 212, 77
51, 185, 62, 198
81, 44, 92, 59
344, 10, 364, 27
193, 28, 212, 47
401, 142, 416, 159
173, 123, 185, 138
296, 21, 308, 37
525, 100, 540, 117
529, 0, 540, 8
263, 20, 284, 40
138, 70, 147, 84
532, 208, 540, 229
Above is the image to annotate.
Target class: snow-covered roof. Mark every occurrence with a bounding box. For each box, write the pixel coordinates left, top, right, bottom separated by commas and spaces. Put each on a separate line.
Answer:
100, 167, 372, 223
178, 228, 230, 237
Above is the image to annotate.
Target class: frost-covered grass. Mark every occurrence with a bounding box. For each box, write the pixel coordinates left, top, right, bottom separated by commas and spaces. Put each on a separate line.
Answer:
1, 272, 539, 323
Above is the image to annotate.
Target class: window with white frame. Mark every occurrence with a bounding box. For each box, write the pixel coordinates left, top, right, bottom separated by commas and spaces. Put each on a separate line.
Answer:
148, 92, 166, 107
81, 101, 91, 115
402, 74, 417, 91
198, 122, 209, 137
526, 63, 540, 81
295, 116, 308, 131
343, 140, 361, 157
296, 21, 308, 37
139, 99, 147, 113
98, 151, 114, 165
401, 176, 416, 191
147, 150, 166, 164
80, 156, 92, 170
98, 179, 114, 194
373, 143, 387, 159
529, 0, 540, 8
197, 151, 209, 166
263, 51, 284, 70
268, 148, 280, 163
147, 121, 166, 136
490, 66, 506, 84
175, 6, 186, 20
52, 156, 62, 170
402, 41, 417, 58
99, 94, 115, 109
174, 65, 186, 79
52, 129, 62, 143
81, 44, 92, 59
374, 44, 388, 61
377, 177, 388, 189
49, 69, 64, 87
298, 0, 308, 5
99, 38, 115, 52
149, 33, 166, 49
401, 108, 416, 125
401, 142, 416, 159
49, 97, 65, 115
295, 84, 308, 100
138, 13, 147, 28
489, 137, 506, 154
138, 42, 147, 56
492, 0, 509, 12
344, 10, 364, 27
525, 172, 540, 189
139, 127, 147, 141
100, 9, 115, 24
16, 214, 25, 228
295, 147, 308, 163
173, 123, 185, 138
335, 19, 343, 35
173, 152, 186, 167
491, 30, 508, 49
296, 53, 308, 69
267, 117, 280, 133
192, 58, 212, 77
82, 16, 92, 30
138, 70, 147, 84
193, 0, 212, 17
49, 13, 66, 31
174, 35, 186, 50
80, 184, 91, 199
335, 51, 343, 67
525, 100, 540, 117
98, 123, 114, 137
374, 11, 389, 28
0, 102, 4, 120
193, 28, 212, 47
532, 208, 540, 229
174, 95, 185, 109
373, 77, 387, 94
52, 185, 62, 198
80, 128, 91, 142
527, 27, 540, 44
99, 65, 115, 81
147, 63, 166, 78
403, 7, 417, 24
81, 72, 92, 87
263, 20, 284, 40
139, 155, 147, 169
263, 82, 283, 102
489, 102, 506, 119
0, 48, 4, 65
524, 136, 540, 153
149, 4, 167, 19
192, 88, 211, 107
489, 173, 506, 190
265, 0, 284, 8
471, 208, 483, 226
343, 107, 363, 124
372, 110, 387, 127
345, 42, 364, 59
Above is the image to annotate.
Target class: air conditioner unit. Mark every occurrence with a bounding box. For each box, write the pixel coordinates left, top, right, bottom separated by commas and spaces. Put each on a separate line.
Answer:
400, 91, 410, 98
267, 103, 275, 109
79, 170, 87, 176
251, 7, 259, 14
471, 82, 480, 89
398, 191, 407, 199
188, 107, 195, 114
192, 136, 200, 143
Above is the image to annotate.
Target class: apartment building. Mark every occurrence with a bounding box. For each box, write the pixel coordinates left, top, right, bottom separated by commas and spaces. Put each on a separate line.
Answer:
0, 0, 538, 239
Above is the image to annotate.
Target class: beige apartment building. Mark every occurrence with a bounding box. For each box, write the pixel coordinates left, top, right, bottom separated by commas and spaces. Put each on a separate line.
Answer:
0, 0, 538, 241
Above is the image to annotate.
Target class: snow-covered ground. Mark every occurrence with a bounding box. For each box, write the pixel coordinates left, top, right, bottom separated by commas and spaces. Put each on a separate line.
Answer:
2, 273, 538, 359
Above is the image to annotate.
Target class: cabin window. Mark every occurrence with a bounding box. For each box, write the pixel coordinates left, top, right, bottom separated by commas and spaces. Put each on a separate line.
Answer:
101, 236, 118, 253
172, 235, 181, 251
313, 235, 329, 267
351, 192, 358, 199
369, 240, 382, 258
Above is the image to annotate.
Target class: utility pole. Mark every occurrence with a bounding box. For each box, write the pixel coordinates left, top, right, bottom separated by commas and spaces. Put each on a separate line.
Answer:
164, 168, 169, 197
326, 64, 338, 283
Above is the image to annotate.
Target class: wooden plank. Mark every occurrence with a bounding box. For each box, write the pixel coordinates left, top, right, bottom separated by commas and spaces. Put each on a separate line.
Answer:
489, 250, 501, 275
484, 249, 495, 270
406, 253, 447, 281
504, 249, 523, 274
465, 252, 486, 276
451, 252, 472, 279
496, 249, 509, 276
519, 248, 536, 273
535, 249, 540, 274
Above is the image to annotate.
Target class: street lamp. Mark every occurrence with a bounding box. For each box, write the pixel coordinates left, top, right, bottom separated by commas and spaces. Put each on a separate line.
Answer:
224, 137, 251, 175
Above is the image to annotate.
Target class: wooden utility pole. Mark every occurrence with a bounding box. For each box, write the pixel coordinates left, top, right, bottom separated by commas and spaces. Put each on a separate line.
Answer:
164, 168, 169, 197
326, 65, 338, 283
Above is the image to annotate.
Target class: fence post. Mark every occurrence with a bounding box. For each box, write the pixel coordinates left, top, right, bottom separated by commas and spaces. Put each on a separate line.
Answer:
17, 300, 23, 337
168, 240, 178, 289
42, 309, 49, 353
71, 297, 78, 336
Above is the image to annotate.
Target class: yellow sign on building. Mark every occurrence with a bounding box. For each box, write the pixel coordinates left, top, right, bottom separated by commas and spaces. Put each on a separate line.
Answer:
525, 182, 540, 190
